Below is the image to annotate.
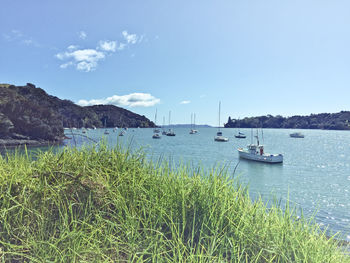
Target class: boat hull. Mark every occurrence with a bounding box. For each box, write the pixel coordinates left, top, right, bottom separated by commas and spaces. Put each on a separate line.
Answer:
214, 136, 229, 142
238, 149, 283, 163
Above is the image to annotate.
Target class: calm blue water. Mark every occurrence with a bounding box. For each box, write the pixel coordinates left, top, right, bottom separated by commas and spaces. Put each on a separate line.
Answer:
7, 127, 350, 241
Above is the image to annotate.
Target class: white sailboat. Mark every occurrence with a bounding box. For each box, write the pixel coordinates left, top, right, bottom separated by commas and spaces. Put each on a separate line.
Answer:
189, 113, 198, 134
214, 102, 228, 142
152, 109, 161, 139
162, 116, 167, 135
238, 129, 283, 163
235, 118, 246, 138
166, 111, 176, 136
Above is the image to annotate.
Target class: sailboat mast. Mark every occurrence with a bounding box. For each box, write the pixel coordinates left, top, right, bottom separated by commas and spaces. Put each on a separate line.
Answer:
218, 101, 221, 132
194, 113, 196, 129
191, 113, 193, 129
169, 111, 171, 127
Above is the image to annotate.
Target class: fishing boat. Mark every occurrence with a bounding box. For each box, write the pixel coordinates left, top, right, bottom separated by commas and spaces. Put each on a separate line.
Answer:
214, 102, 228, 142
152, 109, 161, 139
166, 111, 176, 136
290, 132, 304, 138
238, 129, 283, 163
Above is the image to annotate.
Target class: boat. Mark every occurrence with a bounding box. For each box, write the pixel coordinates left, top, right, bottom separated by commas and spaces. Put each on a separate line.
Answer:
290, 132, 304, 138
152, 133, 161, 139
118, 130, 125, 136
214, 102, 228, 142
103, 119, 109, 134
235, 118, 246, 138
166, 111, 176, 136
189, 113, 198, 134
235, 132, 246, 138
238, 129, 283, 163
162, 116, 167, 135
152, 109, 161, 139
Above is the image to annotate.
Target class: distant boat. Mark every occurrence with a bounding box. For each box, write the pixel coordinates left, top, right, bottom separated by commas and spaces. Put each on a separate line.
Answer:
238, 129, 283, 163
118, 130, 125, 136
103, 119, 109, 134
235, 118, 246, 138
113, 127, 118, 132
153, 108, 161, 139
166, 111, 176, 136
214, 102, 228, 142
290, 132, 304, 138
189, 113, 198, 134
152, 133, 161, 139
162, 116, 167, 135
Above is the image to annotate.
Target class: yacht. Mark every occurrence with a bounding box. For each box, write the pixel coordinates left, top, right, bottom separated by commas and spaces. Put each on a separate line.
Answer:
152, 108, 161, 139
166, 111, 176, 136
189, 113, 198, 134
290, 132, 304, 138
214, 102, 228, 142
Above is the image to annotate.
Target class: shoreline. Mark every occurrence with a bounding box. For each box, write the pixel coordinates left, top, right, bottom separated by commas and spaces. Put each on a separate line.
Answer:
0, 138, 65, 148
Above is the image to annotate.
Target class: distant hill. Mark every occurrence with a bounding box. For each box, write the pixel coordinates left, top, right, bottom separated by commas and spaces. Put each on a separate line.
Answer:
224, 112, 350, 130
0, 83, 155, 145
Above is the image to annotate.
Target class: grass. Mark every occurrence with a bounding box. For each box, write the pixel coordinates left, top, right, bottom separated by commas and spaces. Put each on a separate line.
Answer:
0, 144, 349, 262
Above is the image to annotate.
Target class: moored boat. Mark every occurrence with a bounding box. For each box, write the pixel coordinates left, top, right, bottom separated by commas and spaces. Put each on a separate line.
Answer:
290, 132, 304, 138
238, 130, 283, 163
214, 102, 228, 142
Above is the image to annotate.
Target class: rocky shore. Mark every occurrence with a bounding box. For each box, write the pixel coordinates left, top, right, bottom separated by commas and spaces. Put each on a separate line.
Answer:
0, 83, 155, 147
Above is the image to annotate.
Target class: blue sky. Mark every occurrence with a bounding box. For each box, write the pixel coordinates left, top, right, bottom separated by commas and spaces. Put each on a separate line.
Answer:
1, 0, 350, 126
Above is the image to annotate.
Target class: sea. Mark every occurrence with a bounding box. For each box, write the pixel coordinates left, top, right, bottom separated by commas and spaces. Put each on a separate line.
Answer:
4, 127, 350, 241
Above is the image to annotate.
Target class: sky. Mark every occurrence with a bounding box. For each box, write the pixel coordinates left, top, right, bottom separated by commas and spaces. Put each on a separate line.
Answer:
1, 0, 350, 126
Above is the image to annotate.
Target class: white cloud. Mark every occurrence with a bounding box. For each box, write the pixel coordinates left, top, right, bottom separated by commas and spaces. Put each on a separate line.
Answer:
67, 45, 78, 50
122, 31, 138, 44
78, 31, 87, 40
77, 93, 160, 107
56, 30, 143, 72
180, 100, 191, 104
60, 62, 73, 69
56, 48, 105, 72
98, 40, 117, 52
117, 43, 126, 50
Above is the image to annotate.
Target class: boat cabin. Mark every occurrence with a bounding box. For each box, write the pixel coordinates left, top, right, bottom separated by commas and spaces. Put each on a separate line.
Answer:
247, 144, 264, 155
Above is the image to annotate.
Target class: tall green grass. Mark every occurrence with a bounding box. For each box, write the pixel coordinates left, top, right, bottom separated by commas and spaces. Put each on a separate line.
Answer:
0, 144, 348, 262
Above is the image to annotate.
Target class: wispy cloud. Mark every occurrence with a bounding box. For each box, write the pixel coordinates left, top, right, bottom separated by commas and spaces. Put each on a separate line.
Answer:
98, 40, 117, 52
180, 100, 191, 104
122, 31, 139, 44
56, 30, 142, 72
77, 93, 160, 107
3, 29, 41, 47
78, 31, 87, 40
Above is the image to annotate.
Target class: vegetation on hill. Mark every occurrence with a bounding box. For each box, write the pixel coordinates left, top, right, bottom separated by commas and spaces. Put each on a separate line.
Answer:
0, 145, 348, 262
0, 83, 155, 143
225, 112, 350, 130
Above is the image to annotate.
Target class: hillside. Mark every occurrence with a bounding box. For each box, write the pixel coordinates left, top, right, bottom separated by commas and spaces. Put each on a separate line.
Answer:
225, 112, 350, 130
0, 83, 155, 145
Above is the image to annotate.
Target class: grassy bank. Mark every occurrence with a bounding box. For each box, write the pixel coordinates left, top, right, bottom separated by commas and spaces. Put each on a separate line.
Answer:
0, 145, 348, 262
